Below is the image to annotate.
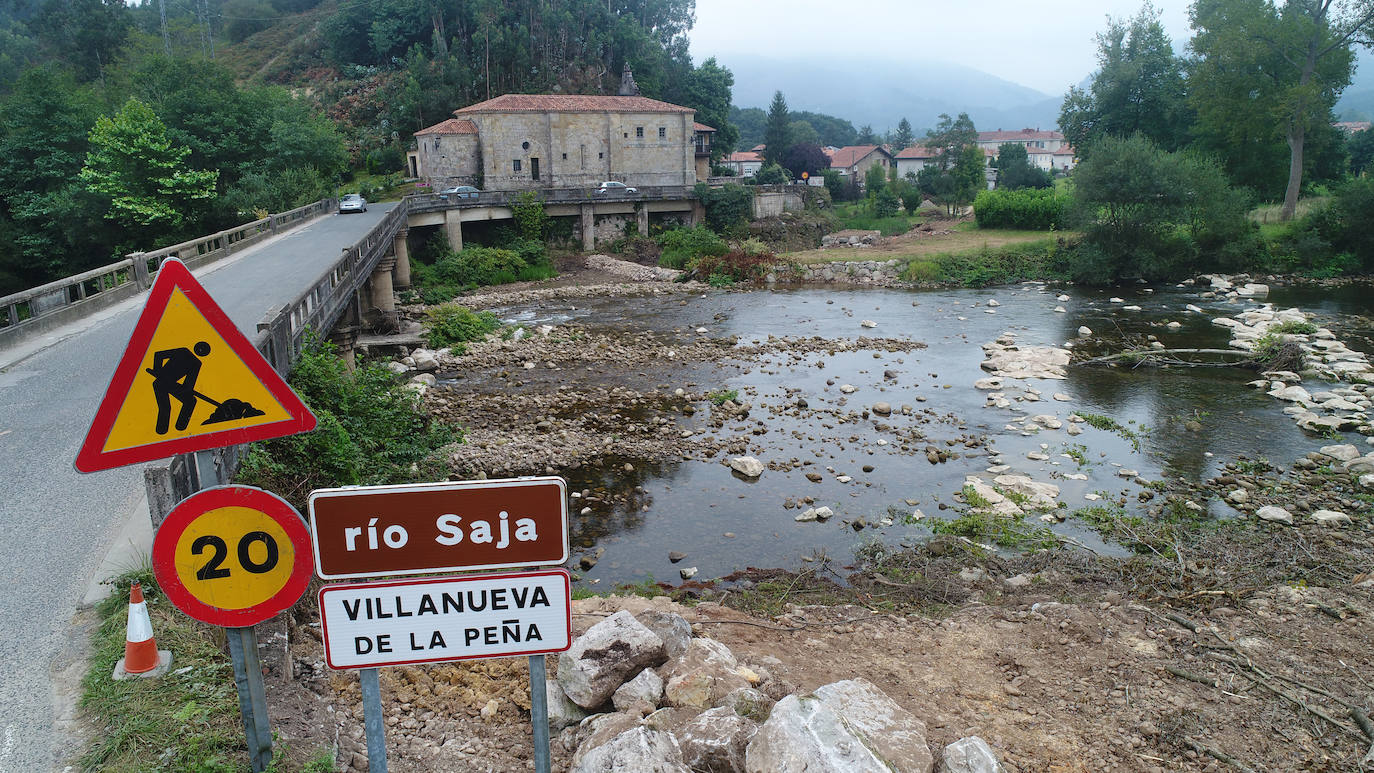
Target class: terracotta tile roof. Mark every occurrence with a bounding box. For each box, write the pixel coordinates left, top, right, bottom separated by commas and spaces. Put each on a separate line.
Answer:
895, 145, 938, 159
977, 128, 1065, 142
727, 151, 763, 163
1027, 145, 1056, 155
455, 94, 693, 114
414, 118, 478, 136
694, 122, 717, 132
1335, 121, 1371, 133
828, 145, 892, 169
1053, 145, 1077, 156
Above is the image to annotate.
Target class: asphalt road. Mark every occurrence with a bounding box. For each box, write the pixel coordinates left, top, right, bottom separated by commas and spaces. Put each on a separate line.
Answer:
0, 203, 396, 772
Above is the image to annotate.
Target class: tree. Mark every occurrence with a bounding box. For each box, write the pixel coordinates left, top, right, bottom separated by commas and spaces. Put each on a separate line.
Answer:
924, 112, 978, 163
1190, 0, 1372, 220
787, 120, 819, 146
1059, 3, 1191, 156
681, 58, 738, 159
1350, 127, 1374, 175
80, 97, 218, 233
996, 143, 1052, 189
890, 117, 914, 150
782, 142, 830, 178
36, 0, 131, 83
762, 91, 790, 168
1069, 133, 1254, 282
856, 124, 880, 144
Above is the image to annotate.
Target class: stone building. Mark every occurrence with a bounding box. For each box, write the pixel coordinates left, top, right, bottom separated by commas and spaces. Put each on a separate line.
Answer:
414, 70, 705, 192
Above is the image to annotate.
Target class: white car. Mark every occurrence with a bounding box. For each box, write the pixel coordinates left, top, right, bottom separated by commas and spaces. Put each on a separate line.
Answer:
594, 181, 638, 195
339, 193, 368, 213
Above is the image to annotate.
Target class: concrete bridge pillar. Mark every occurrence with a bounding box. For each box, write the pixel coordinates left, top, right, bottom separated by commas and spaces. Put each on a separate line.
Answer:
689, 201, 705, 228
367, 257, 399, 333
636, 205, 649, 236
444, 210, 463, 252
392, 229, 411, 289
330, 327, 358, 371
580, 204, 596, 251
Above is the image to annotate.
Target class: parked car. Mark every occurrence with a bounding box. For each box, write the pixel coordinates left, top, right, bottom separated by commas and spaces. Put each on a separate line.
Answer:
594, 181, 638, 195
338, 193, 367, 213
439, 185, 481, 200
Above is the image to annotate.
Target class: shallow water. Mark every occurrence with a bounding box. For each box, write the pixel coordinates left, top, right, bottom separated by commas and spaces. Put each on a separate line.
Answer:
487, 282, 1373, 586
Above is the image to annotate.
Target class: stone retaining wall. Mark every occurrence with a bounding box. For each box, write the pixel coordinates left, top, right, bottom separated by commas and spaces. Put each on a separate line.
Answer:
768, 259, 907, 287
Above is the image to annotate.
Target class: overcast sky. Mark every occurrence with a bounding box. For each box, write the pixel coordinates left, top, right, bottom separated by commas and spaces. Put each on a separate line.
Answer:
688, 0, 1194, 95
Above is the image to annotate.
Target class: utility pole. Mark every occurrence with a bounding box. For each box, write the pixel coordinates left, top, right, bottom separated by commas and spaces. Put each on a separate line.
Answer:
159, 0, 170, 56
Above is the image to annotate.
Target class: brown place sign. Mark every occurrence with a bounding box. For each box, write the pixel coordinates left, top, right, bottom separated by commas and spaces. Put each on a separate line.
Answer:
309, 477, 569, 579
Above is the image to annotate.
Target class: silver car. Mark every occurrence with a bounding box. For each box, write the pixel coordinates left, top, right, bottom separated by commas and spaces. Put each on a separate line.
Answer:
439, 185, 481, 200
594, 181, 638, 195
339, 193, 368, 213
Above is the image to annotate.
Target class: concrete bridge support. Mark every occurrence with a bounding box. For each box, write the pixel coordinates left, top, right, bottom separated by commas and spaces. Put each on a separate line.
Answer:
392, 229, 411, 289
364, 255, 399, 333
444, 210, 463, 251
636, 205, 649, 236
580, 204, 595, 251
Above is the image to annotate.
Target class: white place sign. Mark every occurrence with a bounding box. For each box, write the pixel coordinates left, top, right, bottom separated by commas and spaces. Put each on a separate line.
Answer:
319, 569, 572, 670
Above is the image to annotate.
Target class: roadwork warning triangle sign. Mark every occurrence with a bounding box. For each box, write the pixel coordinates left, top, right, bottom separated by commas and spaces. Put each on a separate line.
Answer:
75, 258, 317, 473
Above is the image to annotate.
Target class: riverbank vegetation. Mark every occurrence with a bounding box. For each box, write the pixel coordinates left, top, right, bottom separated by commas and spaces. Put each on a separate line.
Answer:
237, 337, 456, 508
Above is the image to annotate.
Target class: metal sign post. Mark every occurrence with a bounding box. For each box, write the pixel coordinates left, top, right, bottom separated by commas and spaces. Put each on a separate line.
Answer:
227, 626, 274, 772
359, 668, 388, 773
528, 655, 551, 773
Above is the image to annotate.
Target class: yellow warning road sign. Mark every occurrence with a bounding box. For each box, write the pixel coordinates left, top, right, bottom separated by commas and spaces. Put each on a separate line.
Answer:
75, 258, 316, 473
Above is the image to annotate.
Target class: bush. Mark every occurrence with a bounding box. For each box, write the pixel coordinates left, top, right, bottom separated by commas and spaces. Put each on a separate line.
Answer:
872, 189, 900, 218
693, 183, 753, 234
424, 305, 499, 349
237, 337, 456, 506
752, 163, 790, 185
656, 226, 728, 269
900, 238, 1076, 286
973, 189, 1068, 230
693, 250, 783, 284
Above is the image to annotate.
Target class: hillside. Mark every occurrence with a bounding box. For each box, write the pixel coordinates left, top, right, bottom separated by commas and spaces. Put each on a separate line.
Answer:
724, 53, 1064, 134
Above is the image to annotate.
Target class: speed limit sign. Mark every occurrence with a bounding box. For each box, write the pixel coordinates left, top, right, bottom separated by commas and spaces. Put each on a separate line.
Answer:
153, 485, 313, 627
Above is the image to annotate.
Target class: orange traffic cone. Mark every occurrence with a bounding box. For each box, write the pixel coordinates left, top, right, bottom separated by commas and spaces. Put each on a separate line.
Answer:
112, 582, 172, 680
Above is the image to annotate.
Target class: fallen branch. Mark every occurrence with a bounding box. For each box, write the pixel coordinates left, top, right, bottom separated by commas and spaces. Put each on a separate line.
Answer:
1183, 738, 1257, 773
1166, 665, 1219, 688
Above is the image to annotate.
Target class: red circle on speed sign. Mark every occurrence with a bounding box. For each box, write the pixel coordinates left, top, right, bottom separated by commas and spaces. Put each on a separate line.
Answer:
153, 485, 313, 627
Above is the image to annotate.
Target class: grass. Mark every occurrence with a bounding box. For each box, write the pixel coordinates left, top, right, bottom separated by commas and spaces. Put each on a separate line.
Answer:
1064, 443, 1090, 467
929, 510, 1059, 550
831, 202, 923, 236
707, 388, 739, 405
788, 227, 1066, 265
1250, 197, 1329, 225
78, 568, 337, 772
1074, 412, 1146, 452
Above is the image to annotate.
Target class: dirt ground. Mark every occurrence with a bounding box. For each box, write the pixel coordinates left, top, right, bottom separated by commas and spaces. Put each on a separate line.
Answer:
260, 262, 1374, 772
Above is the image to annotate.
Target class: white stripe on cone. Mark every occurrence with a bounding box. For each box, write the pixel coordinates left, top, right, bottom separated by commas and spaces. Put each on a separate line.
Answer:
126, 600, 154, 643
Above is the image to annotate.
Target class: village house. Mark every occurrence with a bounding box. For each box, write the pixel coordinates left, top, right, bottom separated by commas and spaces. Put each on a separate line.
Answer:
975, 128, 1066, 153
827, 145, 895, 186
722, 146, 765, 177
894, 145, 938, 179
413, 67, 700, 191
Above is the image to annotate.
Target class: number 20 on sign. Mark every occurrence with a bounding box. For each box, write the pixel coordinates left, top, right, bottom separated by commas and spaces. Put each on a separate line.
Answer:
152, 485, 314, 627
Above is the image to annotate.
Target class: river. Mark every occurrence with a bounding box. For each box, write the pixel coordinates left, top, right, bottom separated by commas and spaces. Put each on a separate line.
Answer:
481, 280, 1373, 586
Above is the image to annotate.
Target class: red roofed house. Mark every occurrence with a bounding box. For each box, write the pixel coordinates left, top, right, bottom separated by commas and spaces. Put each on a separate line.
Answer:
975, 128, 1066, 153
413, 67, 700, 191
894, 145, 940, 179
723, 149, 764, 177
828, 145, 894, 189
693, 122, 716, 179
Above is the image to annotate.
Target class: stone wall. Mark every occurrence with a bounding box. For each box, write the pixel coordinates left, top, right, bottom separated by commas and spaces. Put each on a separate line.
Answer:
770, 259, 906, 287
416, 134, 481, 186
469, 111, 695, 192
751, 189, 805, 218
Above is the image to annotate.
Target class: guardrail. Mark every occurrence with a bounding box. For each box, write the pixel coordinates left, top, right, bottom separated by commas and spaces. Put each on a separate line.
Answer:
406, 185, 697, 214
0, 199, 336, 347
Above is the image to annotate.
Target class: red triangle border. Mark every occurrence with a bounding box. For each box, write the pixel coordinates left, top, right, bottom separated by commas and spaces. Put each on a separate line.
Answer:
74, 258, 317, 474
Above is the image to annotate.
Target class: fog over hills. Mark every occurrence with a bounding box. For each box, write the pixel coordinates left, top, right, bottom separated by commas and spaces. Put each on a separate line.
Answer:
722, 53, 1069, 134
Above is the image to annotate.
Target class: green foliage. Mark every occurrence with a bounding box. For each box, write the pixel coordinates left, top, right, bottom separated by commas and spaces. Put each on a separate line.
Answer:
762, 91, 791, 168
751, 163, 790, 185
872, 188, 901, 218
1060, 4, 1191, 157
995, 143, 1053, 190
79, 97, 219, 232
693, 250, 783, 285
511, 190, 547, 241
890, 117, 915, 151
411, 238, 554, 301
863, 164, 887, 196
693, 182, 753, 234
237, 337, 457, 506
974, 189, 1068, 230
899, 237, 1075, 286
1069, 134, 1257, 283
423, 304, 500, 349
707, 388, 739, 405
832, 202, 920, 236
656, 226, 728, 269
1350, 127, 1374, 176
731, 106, 857, 149
682, 58, 739, 158
1295, 177, 1374, 271
1074, 412, 1144, 451
782, 143, 830, 178
1269, 320, 1319, 335
929, 510, 1059, 551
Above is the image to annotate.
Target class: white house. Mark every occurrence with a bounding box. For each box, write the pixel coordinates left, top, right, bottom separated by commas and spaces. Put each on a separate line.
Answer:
894, 145, 938, 179
976, 128, 1066, 154
723, 148, 764, 177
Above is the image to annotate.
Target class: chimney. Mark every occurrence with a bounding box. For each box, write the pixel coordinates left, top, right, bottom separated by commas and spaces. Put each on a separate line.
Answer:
618, 64, 640, 97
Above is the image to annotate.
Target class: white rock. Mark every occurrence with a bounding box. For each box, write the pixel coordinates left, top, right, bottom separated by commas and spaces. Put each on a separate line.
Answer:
974, 378, 1004, 390
547, 678, 591, 731
1186, 304, 1204, 313
1053, 306, 1067, 313
571, 727, 690, 773
986, 300, 1000, 307
1110, 297, 1124, 303
1319, 444, 1361, 462
679, 567, 698, 580
860, 320, 878, 328
1077, 326, 1092, 337
992, 474, 1061, 508
1057, 294, 1070, 302
1255, 506, 1293, 525
942, 736, 1003, 773
813, 506, 834, 521
676, 706, 758, 773
839, 384, 857, 394
558, 611, 666, 709
1031, 415, 1063, 430
613, 669, 665, 715
385, 361, 409, 374
730, 456, 765, 478
1311, 509, 1352, 526
1166, 321, 1182, 329
1053, 393, 1072, 402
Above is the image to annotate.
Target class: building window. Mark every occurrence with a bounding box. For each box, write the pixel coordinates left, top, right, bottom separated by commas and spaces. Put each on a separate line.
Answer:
513, 159, 522, 172
598, 152, 604, 159
658, 127, 666, 139
636, 127, 644, 138
562, 153, 567, 160
522, 141, 530, 150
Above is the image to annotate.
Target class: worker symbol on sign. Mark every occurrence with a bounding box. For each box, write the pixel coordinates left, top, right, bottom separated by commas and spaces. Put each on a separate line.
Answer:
146, 341, 265, 434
